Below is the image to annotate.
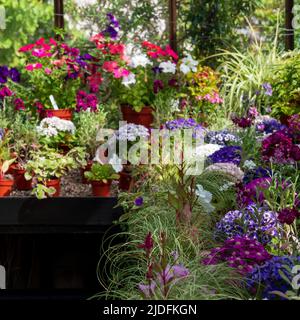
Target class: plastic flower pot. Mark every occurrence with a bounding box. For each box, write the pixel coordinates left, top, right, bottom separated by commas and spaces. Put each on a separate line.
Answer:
81, 161, 93, 184
121, 105, 154, 129
0, 178, 14, 197
13, 167, 32, 191
45, 179, 61, 197
91, 180, 112, 197
41, 109, 73, 120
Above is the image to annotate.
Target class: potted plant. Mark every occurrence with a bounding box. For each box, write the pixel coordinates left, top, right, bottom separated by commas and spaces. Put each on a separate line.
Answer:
74, 108, 107, 183
103, 123, 149, 190
18, 38, 91, 119
84, 163, 120, 197
25, 147, 86, 199
36, 116, 76, 153
10, 115, 39, 190
89, 14, 178, 128
0, 129, 15, 197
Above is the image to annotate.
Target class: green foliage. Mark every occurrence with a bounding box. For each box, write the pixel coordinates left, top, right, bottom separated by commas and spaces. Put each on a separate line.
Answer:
84, 163, 119, 183
74, 109, 107, 159
269, 51, 300, 116
64, 0, 168, 45
0, 0, 53, 66
25, 147, 85, 199
217, 26, 281, 116
9, 114, 39, 167
25, 147, 79, 181
179, 0, 260, 58
94, 191, 249, 300
0, 130, 15, 177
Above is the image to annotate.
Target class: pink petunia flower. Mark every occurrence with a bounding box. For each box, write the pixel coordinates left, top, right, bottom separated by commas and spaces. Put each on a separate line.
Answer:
25, 63, 43, 71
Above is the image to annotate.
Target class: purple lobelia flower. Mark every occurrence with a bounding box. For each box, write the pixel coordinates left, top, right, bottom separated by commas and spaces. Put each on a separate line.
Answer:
208, 146, 242, 165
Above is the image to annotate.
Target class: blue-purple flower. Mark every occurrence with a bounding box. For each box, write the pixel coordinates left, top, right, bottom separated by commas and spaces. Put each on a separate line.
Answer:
215, 205, 279, 245
134, 196, 144, 207
262, 83, 273, 96
205, 129, 239, 146
208, 146, 242, 165
247, 256, 300, 299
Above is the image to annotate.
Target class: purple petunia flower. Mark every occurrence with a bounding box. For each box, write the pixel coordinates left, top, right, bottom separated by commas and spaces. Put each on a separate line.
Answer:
9, 67, 21, 83
107, 13, 120, 28
134, 196, 144, 207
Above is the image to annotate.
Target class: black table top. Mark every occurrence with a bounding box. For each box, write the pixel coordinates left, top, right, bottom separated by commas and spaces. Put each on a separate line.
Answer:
0, 197, 123, 234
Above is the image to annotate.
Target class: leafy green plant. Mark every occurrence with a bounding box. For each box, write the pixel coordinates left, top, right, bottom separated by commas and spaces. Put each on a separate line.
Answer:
74, 109, 107, 160
84, 163, 120, 183
9, 114, 39, 168
216, 20, 281, 116
0, 129, 15, 178
268, 51, 300, 116
25, 147, 84, 199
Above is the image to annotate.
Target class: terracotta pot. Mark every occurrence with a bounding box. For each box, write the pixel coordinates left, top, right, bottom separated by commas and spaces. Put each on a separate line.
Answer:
45, 179, 61, 197
41, 109, 73, 120
13, 168, 32, 191
81, 161, 93, 184
0, 178, 14, 197
121, 105, 154, 129
91, 180, 112, 197
119, 170, 133, 191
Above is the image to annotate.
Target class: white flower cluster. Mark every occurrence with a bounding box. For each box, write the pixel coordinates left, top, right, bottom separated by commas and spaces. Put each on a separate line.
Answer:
130, 54, 152, 68
115, 123, 150, 141
243, 160, 257, 170
36, 117, 76, 137
122, 73, 136, 87
180, 54, 198, 74
159, 61, 176, 74
195, 144, 222, 158
205, 162, 244, 183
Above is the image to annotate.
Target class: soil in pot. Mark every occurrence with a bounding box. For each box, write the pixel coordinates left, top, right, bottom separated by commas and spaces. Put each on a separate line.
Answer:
13, 167, 32, 191
121, 105, 154, 129
45, 179, 61, 197
0, 178, 14, 197
41, 109, 73, 121
91, 180, 112, 197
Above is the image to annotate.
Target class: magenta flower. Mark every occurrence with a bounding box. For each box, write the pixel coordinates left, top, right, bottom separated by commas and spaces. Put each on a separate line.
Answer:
138, 232, 154, 253
13, 98, 25, 111
278, 207, 300, 225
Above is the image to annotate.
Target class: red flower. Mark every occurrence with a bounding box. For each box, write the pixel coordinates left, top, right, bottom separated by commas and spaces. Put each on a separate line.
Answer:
138, 232, 154, 253
19, 43, 35, 52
